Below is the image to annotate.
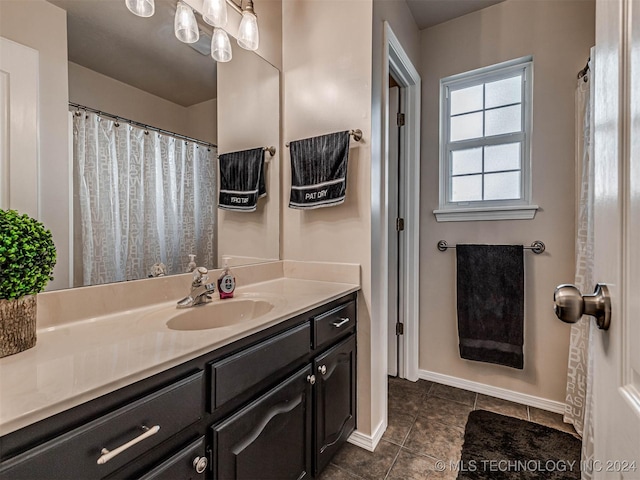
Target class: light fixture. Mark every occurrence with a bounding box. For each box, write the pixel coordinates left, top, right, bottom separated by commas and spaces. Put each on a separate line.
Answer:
125, 0, 261, 62
174, 1, 199, 44
125, 0, 154, 17
211, 27, 232, 62
202, 0, 228, 28
237, 0, 259, 51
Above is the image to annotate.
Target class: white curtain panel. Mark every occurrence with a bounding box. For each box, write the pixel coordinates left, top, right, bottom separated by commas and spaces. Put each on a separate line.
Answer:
563, 70, 595, 480
73, 111, 217, 286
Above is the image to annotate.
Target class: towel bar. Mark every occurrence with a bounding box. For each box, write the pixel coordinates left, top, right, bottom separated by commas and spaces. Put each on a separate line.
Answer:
218, 147, 276, 163
285, 129, 362, 147
263, 146, 276, 163
437, 240, 546, 254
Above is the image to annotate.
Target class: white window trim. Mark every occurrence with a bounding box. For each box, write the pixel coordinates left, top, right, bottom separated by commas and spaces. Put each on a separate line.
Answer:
434, 56, 538, 222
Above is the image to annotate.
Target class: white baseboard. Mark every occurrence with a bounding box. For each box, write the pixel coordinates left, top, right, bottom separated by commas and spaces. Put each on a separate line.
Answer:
418, 369, 565, 414
347, 418, 387, 452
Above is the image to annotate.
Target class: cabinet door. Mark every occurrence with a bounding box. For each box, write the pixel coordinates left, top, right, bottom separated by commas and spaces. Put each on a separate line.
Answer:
212, 366, 313, 480
314, 335, 356, 475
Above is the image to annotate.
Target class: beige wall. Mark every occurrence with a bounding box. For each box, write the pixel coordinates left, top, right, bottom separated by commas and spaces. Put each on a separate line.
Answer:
187, 99, 218, 146
372, 1, 421, 69
282, 0, 374, 435
217, 45, 280, 265
419, 0, 595, 403
69, 62, 217, 144
0, 0, 70, 291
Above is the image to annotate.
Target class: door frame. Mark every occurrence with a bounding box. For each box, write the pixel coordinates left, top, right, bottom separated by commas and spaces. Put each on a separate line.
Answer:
382, 22, 421, 382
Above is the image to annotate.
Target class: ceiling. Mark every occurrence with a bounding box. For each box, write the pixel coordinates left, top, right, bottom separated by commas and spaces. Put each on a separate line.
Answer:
48, 0, 216, 107
406, 0, 506, 30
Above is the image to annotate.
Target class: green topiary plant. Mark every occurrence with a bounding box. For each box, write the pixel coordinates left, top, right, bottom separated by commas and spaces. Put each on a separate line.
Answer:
0, 209, 57, 300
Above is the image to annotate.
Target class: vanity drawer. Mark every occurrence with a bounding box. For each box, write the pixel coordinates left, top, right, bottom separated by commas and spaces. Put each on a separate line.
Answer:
209, 322, 311, 412
313, 301, 356, 350
0, 371, 203, 480
138, 436, 207, 480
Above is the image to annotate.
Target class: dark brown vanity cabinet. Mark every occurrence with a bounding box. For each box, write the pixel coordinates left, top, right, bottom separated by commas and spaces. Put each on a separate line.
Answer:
211, 333, 357, 480
210, 297, 357, 480
0, 292, 357, 480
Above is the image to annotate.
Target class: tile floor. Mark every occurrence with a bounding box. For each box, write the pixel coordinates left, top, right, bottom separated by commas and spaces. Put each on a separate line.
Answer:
319, 378, 578, 480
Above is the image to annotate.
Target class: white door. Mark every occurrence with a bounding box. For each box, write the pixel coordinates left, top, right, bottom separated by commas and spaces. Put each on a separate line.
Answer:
0, 37, 39, 216
387, 84, 401, 377
591, 0, 640, 474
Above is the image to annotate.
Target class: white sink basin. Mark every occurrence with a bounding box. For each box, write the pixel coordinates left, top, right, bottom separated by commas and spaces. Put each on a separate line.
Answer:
166, 298, 275, 331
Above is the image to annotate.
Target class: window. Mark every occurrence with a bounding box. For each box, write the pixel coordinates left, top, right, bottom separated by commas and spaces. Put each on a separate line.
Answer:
434, 57, 538, 222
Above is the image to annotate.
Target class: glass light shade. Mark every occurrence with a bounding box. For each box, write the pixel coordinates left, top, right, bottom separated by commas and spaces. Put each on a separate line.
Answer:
211, 28, 232, 62
202, 0, 227, 27
174, 1, 199, 44
237, 11, 259, 51
125, 0, 154, 17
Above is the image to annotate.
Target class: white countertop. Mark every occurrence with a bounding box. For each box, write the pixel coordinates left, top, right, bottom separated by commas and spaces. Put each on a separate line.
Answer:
0, 277, 359, 436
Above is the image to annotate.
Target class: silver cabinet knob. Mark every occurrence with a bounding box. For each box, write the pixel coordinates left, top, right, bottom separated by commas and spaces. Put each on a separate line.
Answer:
193, 456, 208, 474
307, 374, 316, 385
318, 365, 327, 375
554, 283, 611, 330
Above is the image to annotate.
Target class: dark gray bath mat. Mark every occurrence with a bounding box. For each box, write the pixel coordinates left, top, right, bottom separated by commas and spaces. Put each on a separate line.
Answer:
456, 410, 581, 480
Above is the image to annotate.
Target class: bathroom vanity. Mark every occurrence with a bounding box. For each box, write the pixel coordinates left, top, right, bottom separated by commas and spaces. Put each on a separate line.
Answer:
0, 268, 358, 480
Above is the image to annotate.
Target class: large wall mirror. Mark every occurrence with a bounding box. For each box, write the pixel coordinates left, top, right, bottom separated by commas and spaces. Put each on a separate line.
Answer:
1, 0, 280, 291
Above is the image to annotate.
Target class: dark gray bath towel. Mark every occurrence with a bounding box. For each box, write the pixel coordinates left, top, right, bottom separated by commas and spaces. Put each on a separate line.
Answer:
218, 147, 265, 212
289, 131, 349, 209
456, 244, 524, 369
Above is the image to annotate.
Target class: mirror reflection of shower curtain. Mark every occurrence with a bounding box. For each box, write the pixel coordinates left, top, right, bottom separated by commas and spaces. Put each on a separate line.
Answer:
564, 60, 594, 480
72, 111, 217, 286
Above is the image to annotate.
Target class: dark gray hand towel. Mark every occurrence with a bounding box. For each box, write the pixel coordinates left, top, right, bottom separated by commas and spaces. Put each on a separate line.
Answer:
289, 131, 349, 209
456, 244, 524, 369
218, 148, 265, 212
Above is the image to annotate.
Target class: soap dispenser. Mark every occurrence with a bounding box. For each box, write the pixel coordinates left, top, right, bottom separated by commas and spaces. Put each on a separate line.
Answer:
217, 258, 236, 299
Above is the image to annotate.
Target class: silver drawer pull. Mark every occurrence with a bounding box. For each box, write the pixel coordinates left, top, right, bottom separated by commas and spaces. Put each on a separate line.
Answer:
331, 317, 350, 328
97, 425, 160, 465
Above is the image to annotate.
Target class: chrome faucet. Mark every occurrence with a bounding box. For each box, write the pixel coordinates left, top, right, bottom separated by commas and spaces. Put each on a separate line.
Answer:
176, 267, 216, 308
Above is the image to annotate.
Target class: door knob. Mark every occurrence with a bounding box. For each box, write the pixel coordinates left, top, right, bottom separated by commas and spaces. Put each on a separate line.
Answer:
553, 283, 611, 330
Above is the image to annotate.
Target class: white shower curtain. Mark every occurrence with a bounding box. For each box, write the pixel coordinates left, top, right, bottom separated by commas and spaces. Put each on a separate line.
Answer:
564, 66, 595, 480
72, 111, 217, 286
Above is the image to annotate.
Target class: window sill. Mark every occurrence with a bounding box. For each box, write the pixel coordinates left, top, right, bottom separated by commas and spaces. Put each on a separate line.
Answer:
433, 205, 539, 222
